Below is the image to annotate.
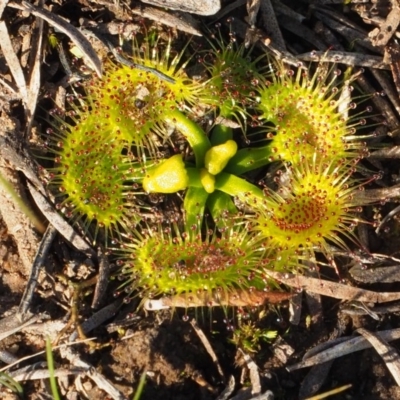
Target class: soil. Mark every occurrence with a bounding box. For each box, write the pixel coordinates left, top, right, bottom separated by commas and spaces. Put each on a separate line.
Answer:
1, 1, 400, 400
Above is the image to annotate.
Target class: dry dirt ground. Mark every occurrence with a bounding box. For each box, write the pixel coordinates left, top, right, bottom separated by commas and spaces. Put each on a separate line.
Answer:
2, 0, 400, 399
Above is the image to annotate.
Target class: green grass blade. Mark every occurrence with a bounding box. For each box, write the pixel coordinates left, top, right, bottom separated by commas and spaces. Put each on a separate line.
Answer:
132, 370, 147, 400
46, 337, 61, 400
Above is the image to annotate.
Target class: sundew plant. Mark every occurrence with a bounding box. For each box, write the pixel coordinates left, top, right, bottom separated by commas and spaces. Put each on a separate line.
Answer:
43, 29, 377, 309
